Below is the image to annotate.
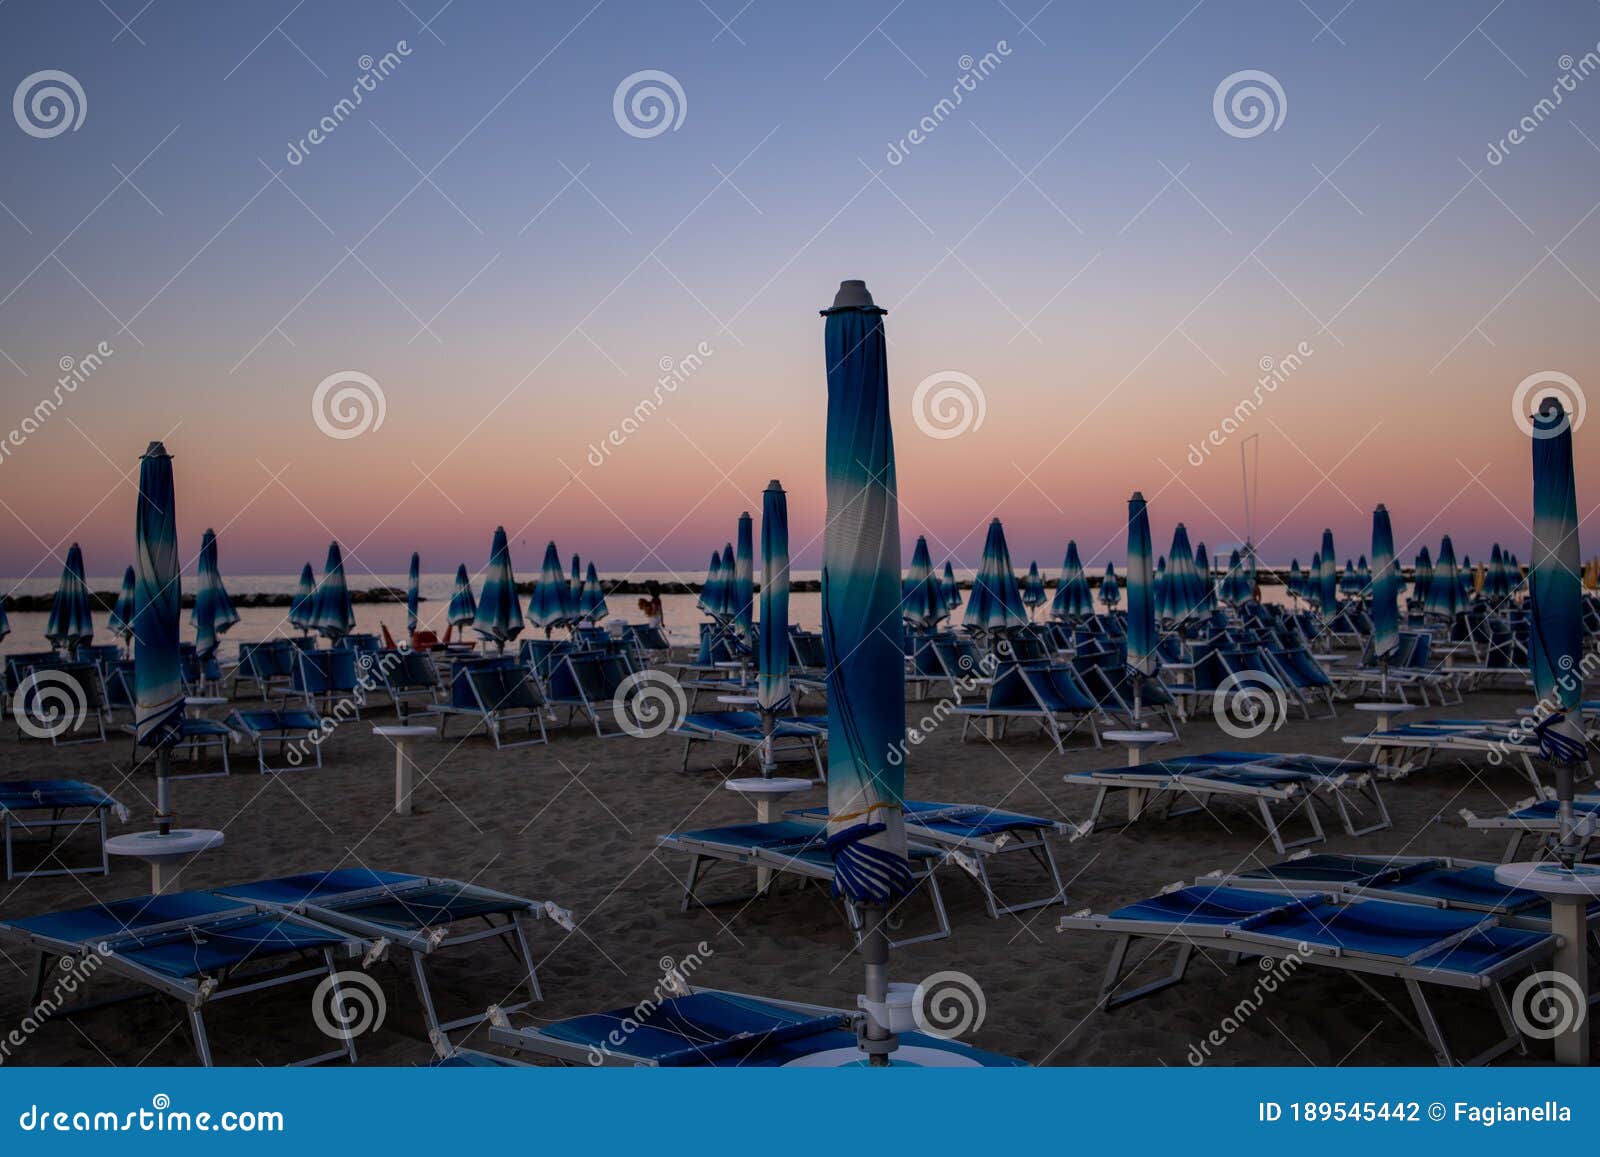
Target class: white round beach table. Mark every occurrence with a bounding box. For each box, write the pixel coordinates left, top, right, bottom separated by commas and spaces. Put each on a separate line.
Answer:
725, 777, 814, 892
106, 828, 224, 894
1102, 729, 1176, 767
1493, 861, 1600, 1066
1353, 701, 1415, 733
372, 725, 436, 816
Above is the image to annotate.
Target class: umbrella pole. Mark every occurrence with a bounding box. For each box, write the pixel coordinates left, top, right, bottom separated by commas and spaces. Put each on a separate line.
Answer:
1556, 763, 1577, 869
761, 709, 775, 778
1133, 674, 1142, 725
858, 905, 893, 1066
156, 748, 172, 837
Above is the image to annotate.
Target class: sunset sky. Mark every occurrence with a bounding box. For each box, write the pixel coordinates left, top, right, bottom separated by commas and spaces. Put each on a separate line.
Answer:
2, 1, 1598, 591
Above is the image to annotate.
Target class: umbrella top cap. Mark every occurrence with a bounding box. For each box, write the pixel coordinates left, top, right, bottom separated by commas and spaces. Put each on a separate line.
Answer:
821, 279, 887, 314
765, 479, 784, 492
1533, 396, 1570, 431
142, 441, 170, 459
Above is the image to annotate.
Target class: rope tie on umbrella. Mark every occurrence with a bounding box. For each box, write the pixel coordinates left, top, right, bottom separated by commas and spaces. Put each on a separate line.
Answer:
1535, 712, 1588, 764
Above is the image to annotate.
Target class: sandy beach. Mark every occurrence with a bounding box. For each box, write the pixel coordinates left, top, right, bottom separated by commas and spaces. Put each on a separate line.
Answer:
0, 654, 1577, 1068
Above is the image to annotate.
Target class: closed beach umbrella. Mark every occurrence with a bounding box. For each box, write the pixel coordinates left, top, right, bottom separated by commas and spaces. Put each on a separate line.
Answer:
406, 552, 421, 634
46, 543, 94, 652
1222, 548, 1250, 606
290, 563, 316, 633
820, 281, 909, 1065
1528, 398, 1587, 839
941, 560, 961, 611
448, 564, 477, 630
1370, 505, 1400, 682
1356, 555, 1371, 596
1126, 492, 1157, 678
192, 532, 221, 660
528, 541, 574, 635
1165, 524, 1203, 621
312, 541, 356, 643
579, 562, 609, 623
1459, 554, 1475, 601
1286, 559, 1303, 601
902, 536, 945, 630
1100, 562, 1120, 608
1485, 544, 1507, 601
134, 443, 183, 835
1412, 547, 1433, 608
473, 528, 524, 649
1307, 552, 1321, 607
108, 565, 136, 644
758, 479, 791, 762
1427, 536, 1466, 619
1052, 541, 1093, 619
1153, 556, 1169, 621
697, 550, 724, 617
717, 543, 737, 619
1194, 543, 1214, 613
964, 518, 1028, 634
1339, 558, 1361, 597
1022, 561, 1046, 616
734, 512, 755, 643
569, 554, 582, 606
1318, 530, 1337, 611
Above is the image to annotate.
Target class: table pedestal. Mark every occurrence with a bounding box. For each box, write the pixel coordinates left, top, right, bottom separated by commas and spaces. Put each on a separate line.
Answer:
106, 829, 224, 893
1494, 861, 1600, 1065
725, 777, 813, 891
373, 726, 435, 816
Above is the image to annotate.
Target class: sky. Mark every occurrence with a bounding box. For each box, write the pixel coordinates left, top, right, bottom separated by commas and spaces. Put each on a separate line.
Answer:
2, 0, 1599, 593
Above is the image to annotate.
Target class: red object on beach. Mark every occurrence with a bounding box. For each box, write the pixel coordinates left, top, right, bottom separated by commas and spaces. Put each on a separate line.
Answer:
380, 623, 397, 650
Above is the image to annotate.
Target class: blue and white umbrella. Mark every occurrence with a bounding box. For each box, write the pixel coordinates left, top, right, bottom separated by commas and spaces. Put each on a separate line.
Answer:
964, 518, 1028, 634
473, 527, 524, 650
579, 562, 609, 624
569, 553, 582, 607
1052, 541, 1094, 619
1355, 555, 1371, 596
1194, 543, 1214, 614
758, 479, 791, 770
1165, 524, 1204, 622
1222, 548, 1251, 606
1485, 544, 1507, 601
1126, 492, 1157, 679
718, 543, 737, 619
1339, 558, 1361, 597
134, 443, 184, 791
1412, 547, 1433, 608
1427, 536, 1466, 619
1153, 556, 1169, 621
697, 550, 724, 617
406, 552, 421, 634
528, 541, 574, 635
734, 511, 755, 645
1318, 530, 1338, 611
46, 543, 94, 652
312, 541, 356, 643
290, 563, 316, 634
191, 530, 224, 660
1100, 562, 1120, 608
1459, 554, 1475, 602
108, 565, 136, 644
1022, 561, 1046, 617
902, 536, 946, 630
1307, 552, 1322, 607
448, 564, 477, 633
940, 561, 961, 611
1370, 505, 1400, 683
1528, 398, 1588, 855
1286, 559, 1303, 601
819, 280, 911, 983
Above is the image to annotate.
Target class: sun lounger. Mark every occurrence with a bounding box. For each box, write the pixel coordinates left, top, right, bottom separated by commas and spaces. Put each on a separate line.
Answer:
376, 650, 442, 722
1345, 722, 1594, 791
288, 648, 363, 716
0, 890, 368, 1066
0, 779, 127, 881
673, 709, 826, 778
1169, 750, 1392, 838
545, 652, 637, 737
486, 986, 1025, 1066
216, 868, 573, 1042
10, 660, 109, 745
1461, 793, 1600, 862
791, 798, 1086, 917
953, 661, 1102, 751
658, 819, 950, 948
1058, 883, 1555, 1065
224, 708, 324, 773
429, 664, 548, 748
231, 640, 298, 700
